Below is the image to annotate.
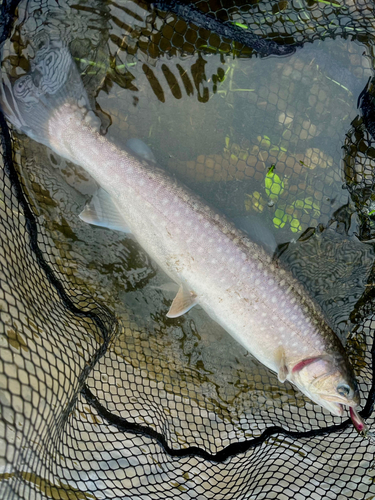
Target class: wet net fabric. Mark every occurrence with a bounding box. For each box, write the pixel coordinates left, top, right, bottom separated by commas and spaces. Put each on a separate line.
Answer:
1, 0, 375, 499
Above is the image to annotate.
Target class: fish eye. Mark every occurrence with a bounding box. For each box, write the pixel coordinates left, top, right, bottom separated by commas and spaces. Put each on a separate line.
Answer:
337, 384, 351, 398
15, 80, 24, 90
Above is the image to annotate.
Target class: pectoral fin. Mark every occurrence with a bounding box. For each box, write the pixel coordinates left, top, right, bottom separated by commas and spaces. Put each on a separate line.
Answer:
275, 347, 288, 383
166, 285, 197, 318
79, 188, 131, 233
126, 138, 156, 163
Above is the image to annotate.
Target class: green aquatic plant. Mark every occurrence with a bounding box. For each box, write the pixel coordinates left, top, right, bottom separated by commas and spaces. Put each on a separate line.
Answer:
74, 57, 137, 76
314, 0, 341, 6
263, 166, 300, 232
269, 196, 321, 233
265, 165, 285, 200
245, 191, 267, 213
232, 22, 248, 30
294, 197, 320, 215
198, 21, 254, 59
273, 209, 302, 232
224, 133, 322, 233
263, 162, 322, 233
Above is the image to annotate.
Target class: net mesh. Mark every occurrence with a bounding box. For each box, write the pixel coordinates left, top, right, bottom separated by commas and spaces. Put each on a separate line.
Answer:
1, 0, 375, 498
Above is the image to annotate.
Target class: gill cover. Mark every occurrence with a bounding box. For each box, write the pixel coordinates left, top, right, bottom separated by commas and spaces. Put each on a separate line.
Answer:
291, 354, 359, 416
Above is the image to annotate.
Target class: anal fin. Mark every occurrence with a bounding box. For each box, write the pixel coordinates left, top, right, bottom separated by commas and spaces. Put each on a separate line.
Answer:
166, 285, 197, 318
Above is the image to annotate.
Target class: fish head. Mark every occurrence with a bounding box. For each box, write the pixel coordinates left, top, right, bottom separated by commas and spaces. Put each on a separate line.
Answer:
290, 355, 360, 417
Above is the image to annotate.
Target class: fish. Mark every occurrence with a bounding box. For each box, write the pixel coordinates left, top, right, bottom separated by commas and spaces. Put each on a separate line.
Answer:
0, 35, 366, 432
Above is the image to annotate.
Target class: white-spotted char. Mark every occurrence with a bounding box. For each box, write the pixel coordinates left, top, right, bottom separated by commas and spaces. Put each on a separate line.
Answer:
0, 35, 363, 430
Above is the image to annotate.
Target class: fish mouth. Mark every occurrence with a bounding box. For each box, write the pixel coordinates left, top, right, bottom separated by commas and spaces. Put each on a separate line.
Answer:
303, 391, 345, 416
322, 393, 360, 409
320, 400, 343, 417
294, 382, 346, 417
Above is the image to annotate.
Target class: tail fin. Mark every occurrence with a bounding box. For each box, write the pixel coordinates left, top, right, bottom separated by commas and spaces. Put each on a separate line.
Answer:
0, 35, 96, 148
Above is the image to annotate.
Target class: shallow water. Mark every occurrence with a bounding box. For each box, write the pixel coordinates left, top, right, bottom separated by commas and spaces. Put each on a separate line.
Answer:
3, 2, 375, 500
2, 0, 375, 441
